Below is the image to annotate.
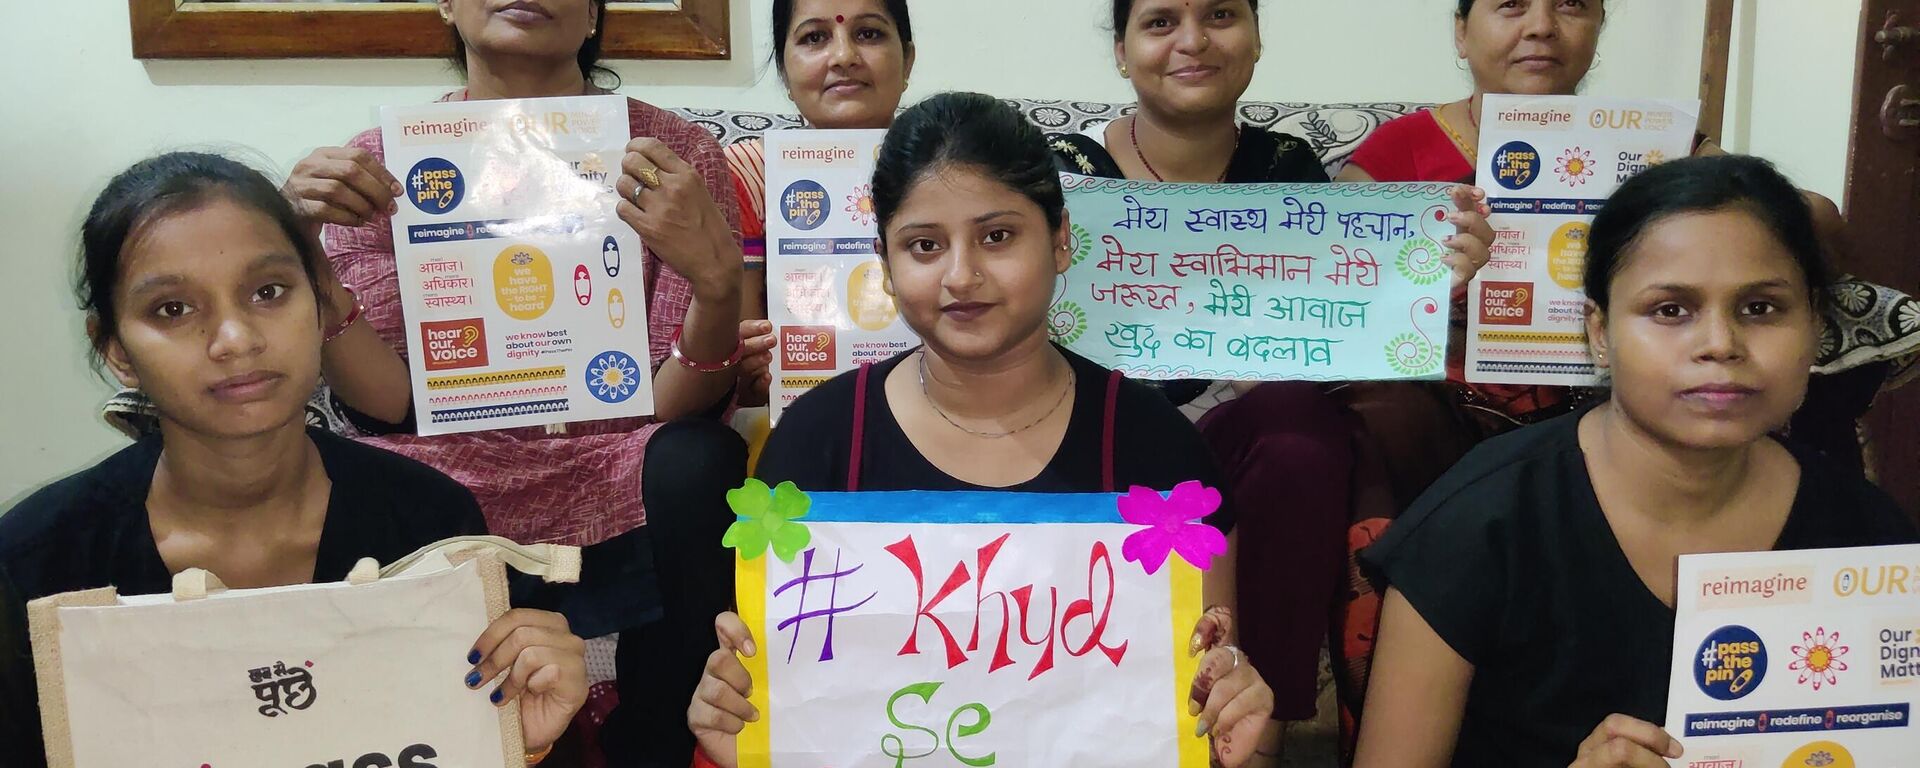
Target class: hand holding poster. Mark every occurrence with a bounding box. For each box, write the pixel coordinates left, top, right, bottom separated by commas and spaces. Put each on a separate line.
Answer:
1466, 95, 1700, 386
1665, 545, 1920, 767
726, 483, 1222, 766
380, 95, 654, 435
1053, 177, 1456, 381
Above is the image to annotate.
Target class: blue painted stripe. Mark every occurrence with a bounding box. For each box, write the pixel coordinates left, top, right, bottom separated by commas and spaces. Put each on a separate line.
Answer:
792, 491, 1127, 524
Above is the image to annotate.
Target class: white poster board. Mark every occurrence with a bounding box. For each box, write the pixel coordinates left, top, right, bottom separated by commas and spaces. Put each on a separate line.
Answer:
731, 488, 1214, 767
763, 129, 919, 422
380, 95, 652, 435
1665, 544, 1920, 767
1466, 95, 1699, 386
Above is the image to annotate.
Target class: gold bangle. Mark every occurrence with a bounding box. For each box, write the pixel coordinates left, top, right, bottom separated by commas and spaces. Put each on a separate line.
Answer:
525, 744, 554, 765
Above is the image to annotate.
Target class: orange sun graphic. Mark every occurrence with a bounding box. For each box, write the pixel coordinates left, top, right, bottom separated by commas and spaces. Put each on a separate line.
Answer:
1790, 627, 1850, 690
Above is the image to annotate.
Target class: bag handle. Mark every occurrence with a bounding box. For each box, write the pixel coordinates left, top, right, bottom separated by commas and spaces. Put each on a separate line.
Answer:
171, 569, 229, 601
378, 535, 581, 583
169, 535, 579, 601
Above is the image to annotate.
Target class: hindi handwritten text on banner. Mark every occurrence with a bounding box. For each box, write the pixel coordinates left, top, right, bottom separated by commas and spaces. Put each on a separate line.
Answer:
1054, 176, 1456, 382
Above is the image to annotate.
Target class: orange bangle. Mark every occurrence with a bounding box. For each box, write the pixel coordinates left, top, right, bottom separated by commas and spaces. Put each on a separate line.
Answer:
525, 743, 553, 765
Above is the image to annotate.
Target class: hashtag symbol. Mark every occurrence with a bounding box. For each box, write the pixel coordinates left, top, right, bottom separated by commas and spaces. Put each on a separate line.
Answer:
411, 172, 425, 192
1701, 645, 1718, 669
773, 548, 877, 664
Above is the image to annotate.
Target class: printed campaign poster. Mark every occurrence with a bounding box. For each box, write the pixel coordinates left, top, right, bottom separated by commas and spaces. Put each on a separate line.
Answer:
764, 129, 919, 422
1466, 95, 1699, 386
380, 95, 652, 436
1054, 176, 1455, 381
726, 484, 1218, 767
1665, 545, 1920, 767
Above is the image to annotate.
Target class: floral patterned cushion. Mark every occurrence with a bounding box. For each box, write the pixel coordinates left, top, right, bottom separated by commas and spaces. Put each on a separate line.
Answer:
670, 99, 1420, 179
1818, 276, 1920, 377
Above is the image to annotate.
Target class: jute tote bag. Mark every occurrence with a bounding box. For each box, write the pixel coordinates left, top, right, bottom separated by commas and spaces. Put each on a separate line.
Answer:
26, 536, 579, 768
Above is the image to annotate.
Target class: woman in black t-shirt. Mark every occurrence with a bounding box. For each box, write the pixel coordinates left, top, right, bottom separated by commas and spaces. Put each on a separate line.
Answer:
1354, 155, 1918, 768
0, 153, 587, 767
687, 93, 1274, 768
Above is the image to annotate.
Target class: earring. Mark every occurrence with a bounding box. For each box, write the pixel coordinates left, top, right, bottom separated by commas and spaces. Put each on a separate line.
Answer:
1119, 64, 1130, 78
1591, 53, 1603, 71
1455, 58, 1469, 71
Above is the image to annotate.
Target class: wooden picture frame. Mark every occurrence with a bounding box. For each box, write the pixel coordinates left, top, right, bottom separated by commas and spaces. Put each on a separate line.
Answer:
129, 0, 729, 60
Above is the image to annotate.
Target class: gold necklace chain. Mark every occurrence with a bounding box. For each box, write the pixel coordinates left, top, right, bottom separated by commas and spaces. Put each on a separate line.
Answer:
1432, 98, 1480, 166
917, 352, 1075, 440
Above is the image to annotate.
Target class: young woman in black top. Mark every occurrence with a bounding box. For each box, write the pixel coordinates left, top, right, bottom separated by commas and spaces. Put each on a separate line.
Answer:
0, 153, 587, 767
685, 92, 1275, 767
1355, 155, 1918, 768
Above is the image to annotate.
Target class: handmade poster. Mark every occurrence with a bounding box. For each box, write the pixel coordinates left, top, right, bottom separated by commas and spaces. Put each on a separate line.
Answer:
380, 95, 652, 435
764, 129, 919, 421
1466, 94, 1700, 385
726, 482, 1218, 766
28, 553, 526, 768
1664, 544, 1920, 767
1053, 176, 1455, 381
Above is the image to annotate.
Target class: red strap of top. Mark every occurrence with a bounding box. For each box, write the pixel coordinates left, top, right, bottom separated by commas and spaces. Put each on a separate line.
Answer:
847, 363, 872, 491
1101, 369, 1122, 493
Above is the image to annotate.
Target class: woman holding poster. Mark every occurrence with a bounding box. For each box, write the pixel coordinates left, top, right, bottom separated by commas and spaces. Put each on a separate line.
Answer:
1338, 0, 1858, 489
689, 93, 1278, 767
277, 1, 749, 764
0, 152, 589, 768
1045, 2, 1496, 756
726, 0, 916, 406
1354, 156, 1918, 768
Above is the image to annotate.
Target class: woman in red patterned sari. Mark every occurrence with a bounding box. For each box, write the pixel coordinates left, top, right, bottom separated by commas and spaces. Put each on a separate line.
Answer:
280, 2, 748, 764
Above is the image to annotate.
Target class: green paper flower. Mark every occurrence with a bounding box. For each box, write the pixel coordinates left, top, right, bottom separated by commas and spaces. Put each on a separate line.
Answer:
722, 479, 813, 562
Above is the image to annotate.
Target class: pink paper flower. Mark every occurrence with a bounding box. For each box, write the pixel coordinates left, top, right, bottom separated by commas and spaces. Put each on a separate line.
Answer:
1118, 481, 1227, 574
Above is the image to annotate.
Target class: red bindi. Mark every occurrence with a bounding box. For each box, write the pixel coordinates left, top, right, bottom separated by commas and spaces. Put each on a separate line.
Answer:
835, 14, 845, 22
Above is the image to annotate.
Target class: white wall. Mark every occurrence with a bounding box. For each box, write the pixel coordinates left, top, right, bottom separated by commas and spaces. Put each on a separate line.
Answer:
1721, 0, 1865, 208
4, 0, 1861, 504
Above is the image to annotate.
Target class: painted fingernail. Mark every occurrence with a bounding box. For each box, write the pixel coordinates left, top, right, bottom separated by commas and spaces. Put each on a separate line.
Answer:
1194, 718, 1211, 738
467, 649, 482, 665
490, 688, 505, 705
1188, 699, 1202, 717
465, 670, 483, 688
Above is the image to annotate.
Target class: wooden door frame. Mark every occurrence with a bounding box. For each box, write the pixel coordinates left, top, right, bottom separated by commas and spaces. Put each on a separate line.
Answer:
1699, 0, 1736, 144
1844, 0, 1920, 516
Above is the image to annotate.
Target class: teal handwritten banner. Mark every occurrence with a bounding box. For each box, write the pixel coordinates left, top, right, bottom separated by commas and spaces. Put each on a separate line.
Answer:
1052, 176, 1455, 381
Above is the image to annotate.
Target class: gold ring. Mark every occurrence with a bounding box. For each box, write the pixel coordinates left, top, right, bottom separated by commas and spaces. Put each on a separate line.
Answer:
636, 167, 662, 190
